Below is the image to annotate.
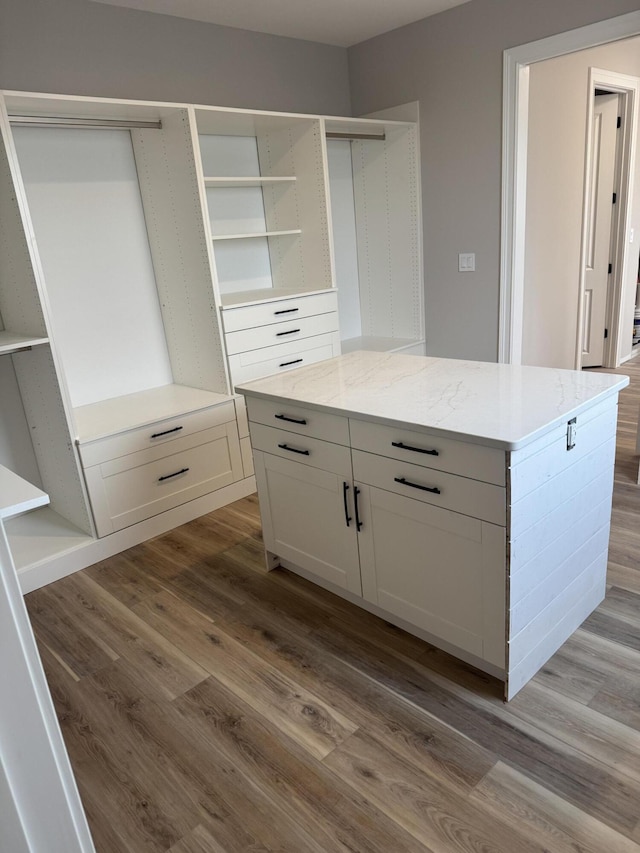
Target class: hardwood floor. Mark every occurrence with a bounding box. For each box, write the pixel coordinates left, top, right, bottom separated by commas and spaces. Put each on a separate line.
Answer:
27, 358, 640, 853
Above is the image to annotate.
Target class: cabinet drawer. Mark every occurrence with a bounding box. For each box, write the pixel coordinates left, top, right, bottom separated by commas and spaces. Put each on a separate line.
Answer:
222, 290, 339, 333
249, 422, 351, 476
229, 332, 340, 386
84, 423, 243, 537
352, 449, 506, 526
78, 401, 236, 467
225, 311, 339, 355
349, 419, 505, 486
246, 397, 349, 445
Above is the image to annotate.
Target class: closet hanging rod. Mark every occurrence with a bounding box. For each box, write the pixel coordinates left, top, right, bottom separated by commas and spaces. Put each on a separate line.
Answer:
8, 115, 162, 130
325, 131, 386, 141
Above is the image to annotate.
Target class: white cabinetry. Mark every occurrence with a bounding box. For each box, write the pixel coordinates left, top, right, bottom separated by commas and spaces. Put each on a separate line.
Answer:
240, 351, 627, 699
251, 401, 506, 671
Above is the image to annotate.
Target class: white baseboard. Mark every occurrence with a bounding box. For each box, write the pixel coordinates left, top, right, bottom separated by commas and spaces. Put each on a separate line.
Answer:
19, 477, 256, 594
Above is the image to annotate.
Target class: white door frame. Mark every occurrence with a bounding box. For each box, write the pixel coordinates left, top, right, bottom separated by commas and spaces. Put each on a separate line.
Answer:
580, 70, 638, 369
499, 9, 640, 364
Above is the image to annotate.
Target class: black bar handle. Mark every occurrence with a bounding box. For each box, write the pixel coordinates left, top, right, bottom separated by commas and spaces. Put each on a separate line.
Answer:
394, 476, 441, 495
343, 482, 352, 527
354, 485, 363, 531
391, 440, 439, 457
274, 307, 299, 315
279, 358, 303, 367
275, 413, 307, 425
276, 328, 301, 337
278, 443, 310, 456
151, 426, 183, 439
158, 467, 189, 482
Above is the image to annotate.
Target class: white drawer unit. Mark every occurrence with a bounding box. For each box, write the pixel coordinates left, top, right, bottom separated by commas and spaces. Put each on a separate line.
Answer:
239, 351, 627, 699
75, 389, 244, 538
222, 291, 341, 388
221, 290, 339, 333
225, 311, 339, 355
228, 332, 341, 386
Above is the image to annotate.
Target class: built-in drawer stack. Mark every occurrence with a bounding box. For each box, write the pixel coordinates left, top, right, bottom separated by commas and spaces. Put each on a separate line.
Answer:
221, 291, 341, 387
76, 390, 243, 538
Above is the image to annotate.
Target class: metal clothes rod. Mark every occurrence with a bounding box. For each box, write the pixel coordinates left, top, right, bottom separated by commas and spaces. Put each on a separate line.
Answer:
325, 131, 386, 141
8, 115, 162, 130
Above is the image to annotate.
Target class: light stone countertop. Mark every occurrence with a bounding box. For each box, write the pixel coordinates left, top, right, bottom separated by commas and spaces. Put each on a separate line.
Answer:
236, 351, 629, 450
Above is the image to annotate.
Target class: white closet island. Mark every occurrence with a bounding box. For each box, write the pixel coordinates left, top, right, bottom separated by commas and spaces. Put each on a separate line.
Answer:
238, 352, 628, 699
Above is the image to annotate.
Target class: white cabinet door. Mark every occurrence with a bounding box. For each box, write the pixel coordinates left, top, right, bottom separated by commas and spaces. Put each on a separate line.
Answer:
356, 484, 505, 667
254, 450, 361, 595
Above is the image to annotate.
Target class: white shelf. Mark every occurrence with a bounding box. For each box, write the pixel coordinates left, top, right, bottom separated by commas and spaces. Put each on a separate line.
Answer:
341, 336, 424, 354
204, 176, 296, 188
211, 229, 301, 241
0, 466, 49, 521
5, 506, 93, 573
219, 287, 331, 309
0, 331, 49, 356
73, 383, 234, 444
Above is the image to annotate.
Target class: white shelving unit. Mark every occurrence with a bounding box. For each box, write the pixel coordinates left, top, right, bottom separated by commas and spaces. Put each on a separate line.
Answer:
325, 115, 424, 355
0, 90, 422, 592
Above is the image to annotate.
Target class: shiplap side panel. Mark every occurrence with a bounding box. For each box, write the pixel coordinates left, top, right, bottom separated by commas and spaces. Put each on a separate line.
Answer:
509, 437, 616, 540
509, 522, 610, 635
509, 467, 613, 573
132, 110, 230, 395
508, 553, 607, 668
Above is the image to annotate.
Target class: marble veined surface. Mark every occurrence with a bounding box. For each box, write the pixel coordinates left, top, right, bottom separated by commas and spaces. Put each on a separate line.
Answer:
236, 351, 629, 449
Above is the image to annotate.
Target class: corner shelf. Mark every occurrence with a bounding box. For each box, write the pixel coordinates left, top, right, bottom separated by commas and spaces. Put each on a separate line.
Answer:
204, 176, 296, 188
0, 331, 49, 356
211, 229, 301, 241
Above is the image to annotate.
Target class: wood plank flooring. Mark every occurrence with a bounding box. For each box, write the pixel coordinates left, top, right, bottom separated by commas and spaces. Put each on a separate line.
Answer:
26, 357, 640, 853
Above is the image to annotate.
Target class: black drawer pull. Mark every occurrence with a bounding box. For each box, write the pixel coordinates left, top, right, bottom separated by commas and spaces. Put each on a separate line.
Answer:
278, 443, 310, 456
391, 441, 439, 456
276, 328, 301, 337
279, 358, 303, 367
158, 467, 190, 482
394, 476, 441, 495
275, 414, 307, 425
274, 307, 299, 315
151, 426, 183, 439
354, 485, 363, 531
343, 482, 352, 527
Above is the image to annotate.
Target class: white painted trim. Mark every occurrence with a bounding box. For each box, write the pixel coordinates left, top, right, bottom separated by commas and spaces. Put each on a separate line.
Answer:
500, 10, 640, 364
577, 69, 639, 369
18, 477, 256, 594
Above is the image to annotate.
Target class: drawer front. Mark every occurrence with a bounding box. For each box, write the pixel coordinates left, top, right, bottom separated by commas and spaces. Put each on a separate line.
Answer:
246, 397, 349, 445
225, 311, 339, 355
349, 419, 505, 487
85, 423, 243, 537
222, 290, 339, 332
78, 401, 236, 467
229, 332, 340, 386
352, 449, 506, 526
249, 422, 351, 476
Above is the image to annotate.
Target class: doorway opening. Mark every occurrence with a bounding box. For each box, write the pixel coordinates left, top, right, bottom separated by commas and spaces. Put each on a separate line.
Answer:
499, 10, 640, 367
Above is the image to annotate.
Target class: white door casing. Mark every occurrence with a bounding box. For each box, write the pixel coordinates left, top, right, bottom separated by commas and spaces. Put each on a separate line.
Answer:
582, 93, 619, 367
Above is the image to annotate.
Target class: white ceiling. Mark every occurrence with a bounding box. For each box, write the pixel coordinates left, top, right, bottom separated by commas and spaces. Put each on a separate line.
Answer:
91, 0, 473, 47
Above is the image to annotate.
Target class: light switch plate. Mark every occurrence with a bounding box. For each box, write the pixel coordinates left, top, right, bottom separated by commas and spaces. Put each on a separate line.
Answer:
459, 252, 475, 272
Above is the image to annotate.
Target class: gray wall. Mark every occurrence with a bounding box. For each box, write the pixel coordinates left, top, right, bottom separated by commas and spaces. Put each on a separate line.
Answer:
348, 0, 640, 361
0, 0, 351, 115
